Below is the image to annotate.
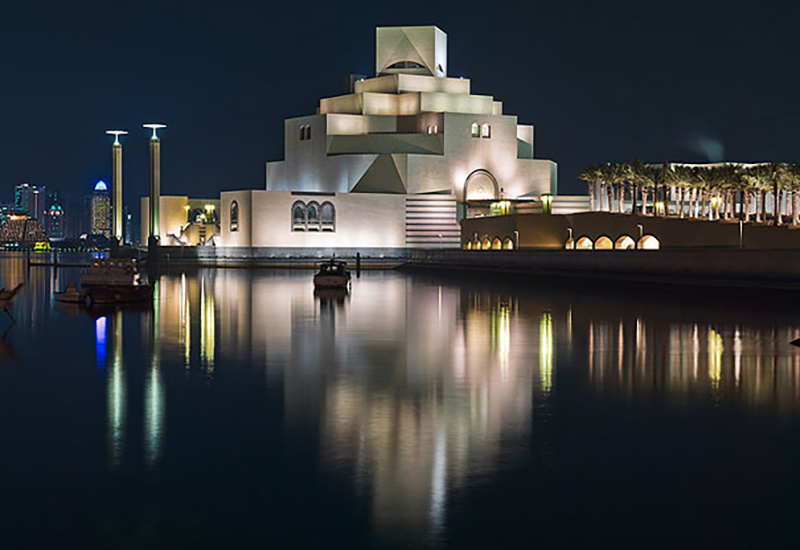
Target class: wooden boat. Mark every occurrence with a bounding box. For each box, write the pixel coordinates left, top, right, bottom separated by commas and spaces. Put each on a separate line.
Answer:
313, 259, 351, 289
56, 259, 153, 306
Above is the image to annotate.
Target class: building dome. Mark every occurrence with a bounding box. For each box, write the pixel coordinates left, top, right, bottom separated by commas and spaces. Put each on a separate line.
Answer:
94, 180, 108, 192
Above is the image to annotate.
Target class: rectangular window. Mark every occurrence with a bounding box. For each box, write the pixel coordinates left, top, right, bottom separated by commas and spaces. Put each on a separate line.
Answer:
481, 124, 491, 138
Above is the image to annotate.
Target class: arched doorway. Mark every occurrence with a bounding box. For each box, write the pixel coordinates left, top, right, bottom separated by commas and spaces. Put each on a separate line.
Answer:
615, 235, 636, 250
464, 169, 499, 202
491, 237, 502, 250
638, 235, 661, 250
575, 237, 593, 249
503, 237, 514, 250
595, 236, 613, 250
481, 237, 492, 250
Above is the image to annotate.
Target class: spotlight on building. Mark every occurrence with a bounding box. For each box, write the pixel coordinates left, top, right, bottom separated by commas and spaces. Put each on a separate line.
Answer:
541, 193, 553, 215
105, 130, 128, 246
143, 124, 166, 250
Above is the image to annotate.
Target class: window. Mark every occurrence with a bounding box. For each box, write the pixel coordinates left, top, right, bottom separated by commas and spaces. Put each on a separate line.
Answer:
481, 124, 491, 138
387, 60, 425, 70
299, 125, 311, 141
427, 125, 433, 135
432, 125, 438, 135
471, 123, 479, 138
306, 201, 320, 231
320, 202, 335, 231
230, 200, 239, 232
299, 125, 305, 141
292, 201, 306, 231
305, 125, 311, 140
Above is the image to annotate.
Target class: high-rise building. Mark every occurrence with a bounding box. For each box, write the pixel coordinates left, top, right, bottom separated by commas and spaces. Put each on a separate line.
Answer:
123, 205, 133, 245
15, 183, 46, 221
45, 191, 66, 240
91, 180, 111, 239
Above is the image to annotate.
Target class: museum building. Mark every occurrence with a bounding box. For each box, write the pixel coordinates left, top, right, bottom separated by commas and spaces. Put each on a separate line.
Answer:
216, 25, 559, 254
145, 25, 564, 255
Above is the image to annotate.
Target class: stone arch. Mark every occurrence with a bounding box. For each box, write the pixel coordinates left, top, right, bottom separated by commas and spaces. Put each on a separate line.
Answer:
594, 235, 614, 250
503, 237, 514, 250
230, 200, 239, 232
291, 201, 306, 231
481, 237, 492, 250
638, 234, 661, 250
595, 236, 613, 250
615, 235, 636, 250
464, 169, 499, 203
575, 236, 593, 249
491, 237, 502, 250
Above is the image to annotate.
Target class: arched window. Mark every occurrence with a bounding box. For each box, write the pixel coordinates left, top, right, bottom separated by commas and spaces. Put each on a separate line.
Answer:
305, 125, 311, 140
386, 60, 425, 70
320, 202, 335, 231
471, 123, 480, 138
491, 237, 502, 250
481, 124, 491, 138
481, 237, 492, 250
503, 237, 514, 250
615, 235, 635, 250
575, 236, 593, 250
595, 236, 613, 250
306, 201, 320, 231
230, 200, 239, 232
464, 241, 472, 250
638, 235, 661, 250
299, 125, 305, 141
292, 201, 306, 231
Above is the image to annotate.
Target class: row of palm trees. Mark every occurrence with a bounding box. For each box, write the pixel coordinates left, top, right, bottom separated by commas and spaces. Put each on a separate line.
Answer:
578, 161, 800, 225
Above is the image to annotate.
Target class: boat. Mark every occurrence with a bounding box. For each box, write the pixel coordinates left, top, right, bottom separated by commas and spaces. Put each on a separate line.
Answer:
56, 259, 153, 306
313, 259, 351, 289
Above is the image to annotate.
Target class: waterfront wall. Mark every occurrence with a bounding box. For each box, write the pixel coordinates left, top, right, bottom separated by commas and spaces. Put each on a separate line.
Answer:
149, 245, 411, 267
461, 212, 800, 250
410, 248, 800, 288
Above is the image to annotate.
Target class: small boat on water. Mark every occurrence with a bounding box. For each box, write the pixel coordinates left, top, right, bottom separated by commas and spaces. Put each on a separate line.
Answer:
313, 259, 351, 289
55, 259, 153, 306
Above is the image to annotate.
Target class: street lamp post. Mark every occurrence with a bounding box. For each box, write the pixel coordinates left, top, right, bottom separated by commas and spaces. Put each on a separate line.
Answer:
105, 130, 128, 246
143, 124, 166, 250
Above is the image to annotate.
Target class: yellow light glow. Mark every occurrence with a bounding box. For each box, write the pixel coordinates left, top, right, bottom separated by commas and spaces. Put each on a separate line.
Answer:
540, 311, 553, 392
204, 204, 215, 211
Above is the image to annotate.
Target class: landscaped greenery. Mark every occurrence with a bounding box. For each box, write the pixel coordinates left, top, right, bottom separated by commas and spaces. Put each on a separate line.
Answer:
578, 162, 800, 225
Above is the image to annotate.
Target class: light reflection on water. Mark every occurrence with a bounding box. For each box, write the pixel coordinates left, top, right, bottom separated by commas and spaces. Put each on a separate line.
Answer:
3, 255, 800, 545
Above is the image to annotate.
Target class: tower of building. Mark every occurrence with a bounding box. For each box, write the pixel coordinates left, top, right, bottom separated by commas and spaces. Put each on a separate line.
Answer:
91, 180, 111, 239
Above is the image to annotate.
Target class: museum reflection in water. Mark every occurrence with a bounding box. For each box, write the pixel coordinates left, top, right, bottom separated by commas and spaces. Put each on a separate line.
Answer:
91, 270, 800, 543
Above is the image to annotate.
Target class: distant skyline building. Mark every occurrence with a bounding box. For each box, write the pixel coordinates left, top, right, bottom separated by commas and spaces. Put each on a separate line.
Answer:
46, 191, 66, 241
91, 180, 111, 238
14, 183, 46, 221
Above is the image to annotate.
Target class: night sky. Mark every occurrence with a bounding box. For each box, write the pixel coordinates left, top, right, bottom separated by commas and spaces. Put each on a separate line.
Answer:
1, 0, 797, 209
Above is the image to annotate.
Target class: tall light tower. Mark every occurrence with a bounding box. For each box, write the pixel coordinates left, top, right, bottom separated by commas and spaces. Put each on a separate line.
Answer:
143, 124, 166, 249
105, 130, 128, 245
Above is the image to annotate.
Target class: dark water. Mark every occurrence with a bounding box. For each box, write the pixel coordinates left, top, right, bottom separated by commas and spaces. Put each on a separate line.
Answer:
2, 254, 800, 547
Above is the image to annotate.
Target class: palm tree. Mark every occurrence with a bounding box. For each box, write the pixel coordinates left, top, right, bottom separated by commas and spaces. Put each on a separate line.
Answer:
578, 163, 604, 212
599, 163, 616, 212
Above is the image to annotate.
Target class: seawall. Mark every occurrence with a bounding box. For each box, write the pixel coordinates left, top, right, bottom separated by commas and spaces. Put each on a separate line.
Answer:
408, 249, 800, 290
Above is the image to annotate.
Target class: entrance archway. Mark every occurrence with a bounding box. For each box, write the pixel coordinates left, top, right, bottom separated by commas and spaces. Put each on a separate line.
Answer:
464, 169, 499, 202
575, 237, 593, 249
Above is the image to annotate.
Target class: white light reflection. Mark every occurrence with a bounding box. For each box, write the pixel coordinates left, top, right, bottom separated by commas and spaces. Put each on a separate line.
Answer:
144, 360, 165, 469
106, 311, 125, 467
540, 311, 553, 392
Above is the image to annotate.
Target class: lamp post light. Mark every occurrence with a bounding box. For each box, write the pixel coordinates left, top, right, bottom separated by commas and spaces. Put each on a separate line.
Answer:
636, 223, 644, 249
143, 124, 166, 249
105, 130, 128, 246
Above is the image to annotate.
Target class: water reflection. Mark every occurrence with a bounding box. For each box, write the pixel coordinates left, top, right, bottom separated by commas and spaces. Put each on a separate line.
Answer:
7, 259, 800, 544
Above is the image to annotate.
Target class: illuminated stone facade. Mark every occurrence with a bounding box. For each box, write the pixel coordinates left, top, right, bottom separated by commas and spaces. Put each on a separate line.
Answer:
218, 25, 558, 252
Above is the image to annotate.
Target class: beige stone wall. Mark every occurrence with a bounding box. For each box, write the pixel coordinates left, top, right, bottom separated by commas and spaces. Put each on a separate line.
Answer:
219, 190, 406, 248
141, 195, 188, 242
